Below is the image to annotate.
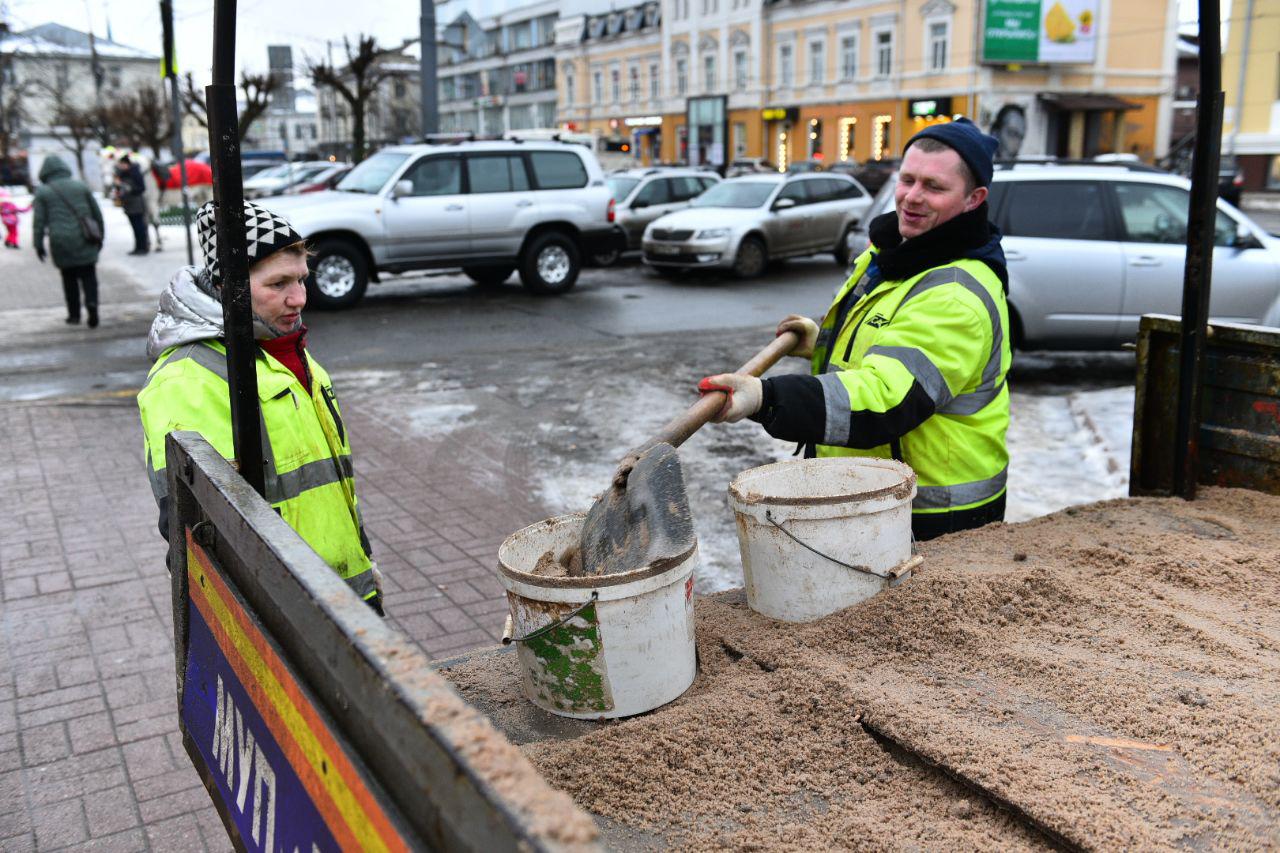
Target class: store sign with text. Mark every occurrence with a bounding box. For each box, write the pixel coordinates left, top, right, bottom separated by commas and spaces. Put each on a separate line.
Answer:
982, 0, 1098, 64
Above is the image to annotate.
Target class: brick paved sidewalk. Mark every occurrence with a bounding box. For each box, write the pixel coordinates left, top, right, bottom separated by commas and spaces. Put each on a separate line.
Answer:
0, 383, 552, 850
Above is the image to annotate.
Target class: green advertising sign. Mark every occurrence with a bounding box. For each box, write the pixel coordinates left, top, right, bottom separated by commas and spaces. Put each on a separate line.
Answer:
983, 0, 1098, 64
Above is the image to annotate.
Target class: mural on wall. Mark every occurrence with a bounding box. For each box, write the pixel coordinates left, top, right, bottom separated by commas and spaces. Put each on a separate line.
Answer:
990, 104, 1027, 160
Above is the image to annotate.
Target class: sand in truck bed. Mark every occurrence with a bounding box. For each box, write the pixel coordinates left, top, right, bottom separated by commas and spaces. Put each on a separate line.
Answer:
441, 488, 1280, 850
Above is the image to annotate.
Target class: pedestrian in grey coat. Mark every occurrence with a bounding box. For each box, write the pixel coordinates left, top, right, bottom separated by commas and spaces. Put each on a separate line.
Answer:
32, 155, 105, 327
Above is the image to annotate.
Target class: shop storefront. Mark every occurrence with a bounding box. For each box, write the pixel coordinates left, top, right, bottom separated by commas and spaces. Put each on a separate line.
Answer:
687, 95, 728, 171
623, 115, 663, 166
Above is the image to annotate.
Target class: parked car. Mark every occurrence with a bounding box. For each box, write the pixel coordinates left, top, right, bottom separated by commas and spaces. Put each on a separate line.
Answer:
826, 161, 861, 177
850, 158, 901, 195
241, 159, 285, 181
727, 157, 777, 177
243, 161, 336, 199
641, 173, 872, 278
291, 163, 353, 194
845, 162, 1280, 349
785, 160, 825, 173
598, 168, 721, 264
258, 140, 620, 307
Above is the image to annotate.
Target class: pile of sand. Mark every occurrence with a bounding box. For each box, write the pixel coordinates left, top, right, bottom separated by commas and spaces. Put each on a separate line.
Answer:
446, 489, 1280, 849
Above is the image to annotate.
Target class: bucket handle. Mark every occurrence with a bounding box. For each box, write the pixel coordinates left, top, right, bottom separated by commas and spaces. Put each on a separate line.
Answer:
503, 591, 600, 646
764, 510, 920, 582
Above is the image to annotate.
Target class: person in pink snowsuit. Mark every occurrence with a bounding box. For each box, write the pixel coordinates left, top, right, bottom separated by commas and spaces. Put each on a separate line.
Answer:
1, 189, 31, 249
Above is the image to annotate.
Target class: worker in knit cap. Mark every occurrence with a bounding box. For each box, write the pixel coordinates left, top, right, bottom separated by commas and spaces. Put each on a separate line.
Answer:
137, 200, 384, 613
699, 117, 1012, 541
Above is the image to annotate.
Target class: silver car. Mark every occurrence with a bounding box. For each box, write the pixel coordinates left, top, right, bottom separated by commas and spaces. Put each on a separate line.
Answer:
259, 140, 620, 307
243, 161, 336, 200
598, 168, 721, 264
641, 173, 872, 278
854, 163, 1280, 349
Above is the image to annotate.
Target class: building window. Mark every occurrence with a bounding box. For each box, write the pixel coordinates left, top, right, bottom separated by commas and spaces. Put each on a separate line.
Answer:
629, 65, 640, 101
808, 40, 825, 86
733, 121, 747, 157
928, 21, 949, 72
734, 49, 748, 89
676, 57, 688, 95
593, 71, 603, 102
703, 54, 717, 92
840, 34, 858, 80
872, 114, 892, 160
649, 62, 660, 100
839, 117, 856, 161
611, 68, 621, 102
874, 29, 893, 78
108, 65, 122, 89
565, 70, 575, 103
778, 43, 794, 88
808, 117, 823, 158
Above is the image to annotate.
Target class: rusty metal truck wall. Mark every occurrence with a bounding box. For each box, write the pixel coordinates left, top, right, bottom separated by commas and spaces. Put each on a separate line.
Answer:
164, 431, 600, 852
1131, 315, 1280, 497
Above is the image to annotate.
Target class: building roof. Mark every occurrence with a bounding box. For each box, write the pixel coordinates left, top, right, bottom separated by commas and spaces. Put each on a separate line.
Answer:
0, 22, 158, 60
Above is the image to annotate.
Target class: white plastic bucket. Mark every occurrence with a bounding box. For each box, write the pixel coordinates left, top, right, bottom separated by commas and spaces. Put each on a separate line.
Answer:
496, 514, 697, 719
728, 457, 917, 623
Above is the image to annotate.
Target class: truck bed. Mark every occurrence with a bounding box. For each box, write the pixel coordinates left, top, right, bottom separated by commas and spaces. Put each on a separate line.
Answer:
438, 488, 1280, 850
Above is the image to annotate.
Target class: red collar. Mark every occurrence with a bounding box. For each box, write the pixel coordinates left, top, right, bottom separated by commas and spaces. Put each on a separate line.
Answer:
259, 326, 310, 392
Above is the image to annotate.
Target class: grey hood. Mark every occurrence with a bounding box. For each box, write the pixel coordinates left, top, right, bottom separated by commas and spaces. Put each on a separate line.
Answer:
146, 266, 282, 360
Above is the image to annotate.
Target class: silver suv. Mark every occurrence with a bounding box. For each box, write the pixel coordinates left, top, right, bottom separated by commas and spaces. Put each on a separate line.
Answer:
259, 140, 619, 308
641, 173, 872, 278
853, 163, 1280, 349
599, 168, 721, 264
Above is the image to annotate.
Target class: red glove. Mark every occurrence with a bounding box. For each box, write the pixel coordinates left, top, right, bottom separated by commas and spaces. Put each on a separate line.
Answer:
698, 374, 763, 424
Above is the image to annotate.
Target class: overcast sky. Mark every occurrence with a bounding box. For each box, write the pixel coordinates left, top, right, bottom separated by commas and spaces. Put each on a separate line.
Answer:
5, 0, 1212, 87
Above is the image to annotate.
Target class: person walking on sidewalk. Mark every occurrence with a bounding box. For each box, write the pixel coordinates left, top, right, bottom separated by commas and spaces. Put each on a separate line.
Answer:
699, 118, 1012, 541
115, 154, 150, 255
137, 200, 384, 614
1, 188, 31, 248
31, 154, 105, 328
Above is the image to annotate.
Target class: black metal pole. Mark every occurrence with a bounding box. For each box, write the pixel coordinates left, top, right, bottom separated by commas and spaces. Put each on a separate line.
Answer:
207, 0, 265, 497
1173, 0, 1223, 500
160, 0, 194, 266
419, 0, 439, 136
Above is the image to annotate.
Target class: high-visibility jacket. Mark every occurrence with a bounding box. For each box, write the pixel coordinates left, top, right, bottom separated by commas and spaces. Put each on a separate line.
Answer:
138, 340, 376, 600
806, 247, 1011, 516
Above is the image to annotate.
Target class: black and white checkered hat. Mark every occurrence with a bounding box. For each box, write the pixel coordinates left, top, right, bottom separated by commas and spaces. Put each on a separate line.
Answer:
195, 200, 303, 284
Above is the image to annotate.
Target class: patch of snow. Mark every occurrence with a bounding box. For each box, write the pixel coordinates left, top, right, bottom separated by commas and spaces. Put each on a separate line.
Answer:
405, 397, 477, 437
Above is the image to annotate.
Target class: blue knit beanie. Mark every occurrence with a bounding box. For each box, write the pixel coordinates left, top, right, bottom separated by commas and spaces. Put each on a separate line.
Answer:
905, 117, 999, 188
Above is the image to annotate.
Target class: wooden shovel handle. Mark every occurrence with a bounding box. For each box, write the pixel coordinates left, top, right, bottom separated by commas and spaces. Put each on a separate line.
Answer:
637, 330, 801, 455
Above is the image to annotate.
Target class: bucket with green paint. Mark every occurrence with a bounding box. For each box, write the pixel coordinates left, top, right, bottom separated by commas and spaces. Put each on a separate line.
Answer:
497, 514, 698, 719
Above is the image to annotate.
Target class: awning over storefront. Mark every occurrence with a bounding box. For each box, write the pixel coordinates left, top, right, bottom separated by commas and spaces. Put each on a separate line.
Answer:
1039, 93, 1140, 112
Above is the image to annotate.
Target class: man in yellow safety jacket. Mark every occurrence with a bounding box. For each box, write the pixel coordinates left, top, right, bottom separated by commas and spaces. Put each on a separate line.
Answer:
137, 200, 383, 613
701, 118, 1010, 540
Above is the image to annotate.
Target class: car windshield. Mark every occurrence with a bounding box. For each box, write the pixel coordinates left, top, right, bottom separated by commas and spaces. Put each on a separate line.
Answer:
607, 177, 641, 200
336, 152, 411, 194
249, 163, 295, 181
691, 181, 776, 209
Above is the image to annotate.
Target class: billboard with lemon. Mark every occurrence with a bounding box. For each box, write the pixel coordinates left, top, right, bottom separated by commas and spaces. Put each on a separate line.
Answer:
983, 0, 1098, 63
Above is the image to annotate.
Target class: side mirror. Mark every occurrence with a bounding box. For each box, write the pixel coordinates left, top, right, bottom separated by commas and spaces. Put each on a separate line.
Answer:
631, 198, 649, 209
773, 197, 797, 211
392, 180, 413, 199
1234, 222, 1255, 248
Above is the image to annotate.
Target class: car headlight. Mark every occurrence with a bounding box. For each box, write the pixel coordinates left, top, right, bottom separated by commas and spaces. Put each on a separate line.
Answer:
696, 228, 730, 239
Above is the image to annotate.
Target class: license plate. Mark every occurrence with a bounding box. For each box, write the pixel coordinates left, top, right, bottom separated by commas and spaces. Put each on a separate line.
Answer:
652, 244, 680, 255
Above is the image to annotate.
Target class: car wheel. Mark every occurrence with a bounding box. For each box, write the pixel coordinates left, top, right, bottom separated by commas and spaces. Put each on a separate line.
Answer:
307, 239, 368, 310
520, 231, 580, 295
834, 224, 857, 267
732, 236, 767, 279
463, 265, 514, 287
591, 248, 621, 267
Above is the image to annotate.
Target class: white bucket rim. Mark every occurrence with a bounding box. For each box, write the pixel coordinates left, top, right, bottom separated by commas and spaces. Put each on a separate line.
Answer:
728, 457, 916, 508
498, 513, 697, 591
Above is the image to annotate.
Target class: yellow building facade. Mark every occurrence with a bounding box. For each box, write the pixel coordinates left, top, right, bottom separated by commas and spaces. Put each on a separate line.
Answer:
555, 0, 1176, 171
1223, 0, 1280, 189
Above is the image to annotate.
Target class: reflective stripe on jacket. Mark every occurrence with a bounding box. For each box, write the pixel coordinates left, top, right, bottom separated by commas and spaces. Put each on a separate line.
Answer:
809, 246, 1011, 514
137, 340, 376, 599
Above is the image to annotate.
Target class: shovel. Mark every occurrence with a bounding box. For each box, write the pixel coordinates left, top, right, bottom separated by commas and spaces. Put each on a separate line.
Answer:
575, 330, 801, 577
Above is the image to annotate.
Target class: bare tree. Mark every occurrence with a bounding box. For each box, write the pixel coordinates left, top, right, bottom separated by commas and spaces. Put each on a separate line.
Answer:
48, 100, 98, 178
182, 70, 278, 141
105, 84, 173, 158
308, 35, 396, 161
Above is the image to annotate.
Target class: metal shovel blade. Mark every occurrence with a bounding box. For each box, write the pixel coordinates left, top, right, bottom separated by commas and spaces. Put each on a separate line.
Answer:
578, 443, 695, 577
